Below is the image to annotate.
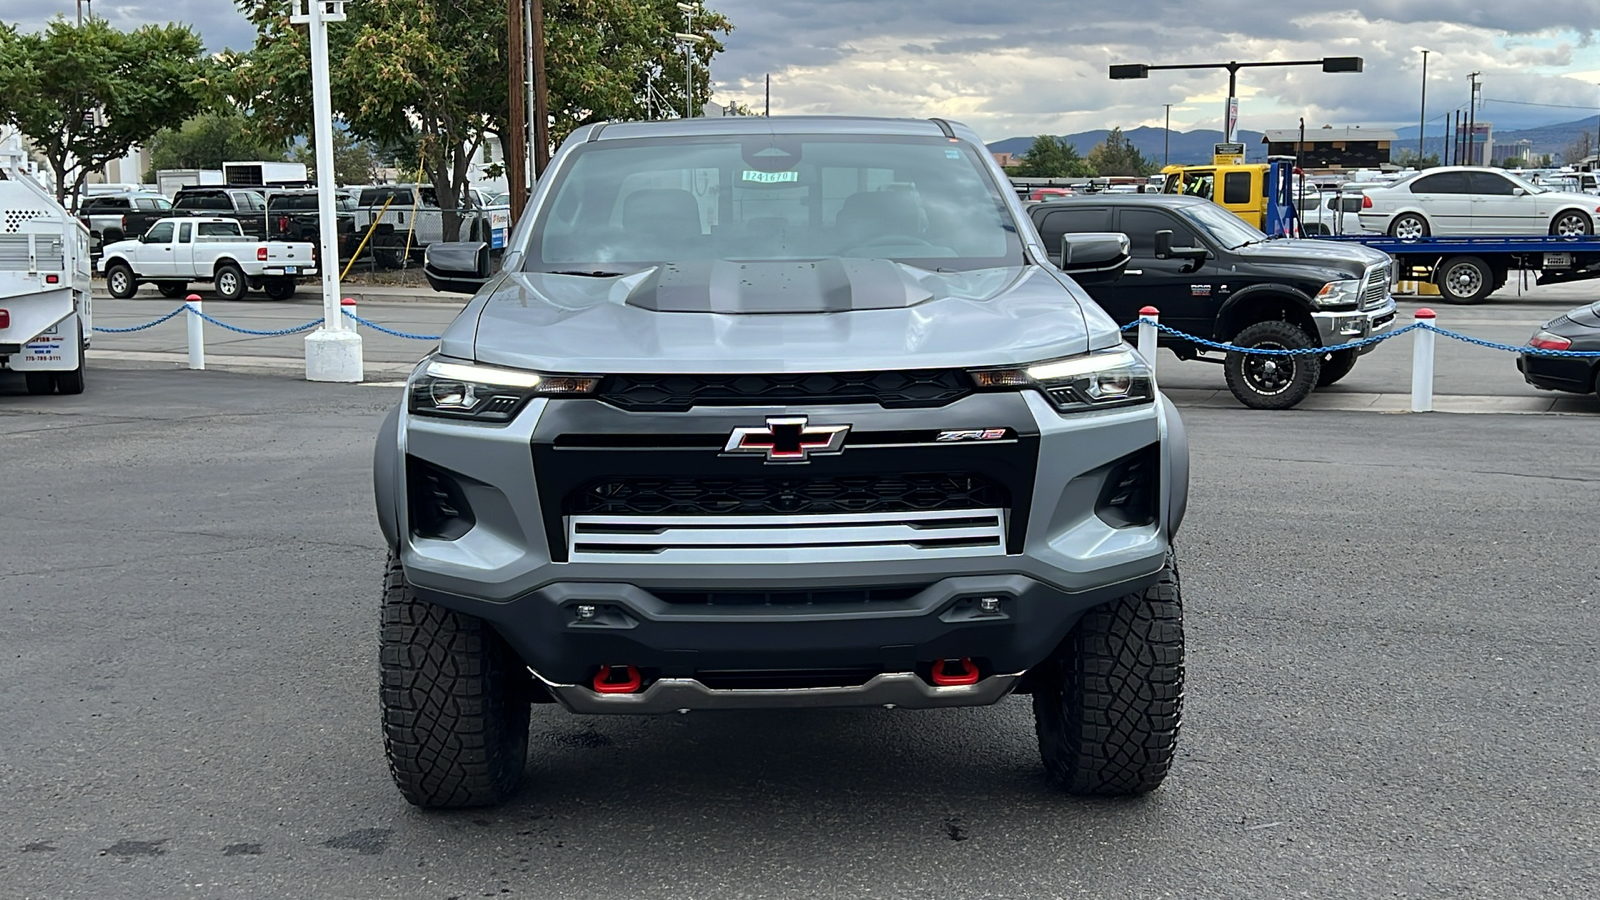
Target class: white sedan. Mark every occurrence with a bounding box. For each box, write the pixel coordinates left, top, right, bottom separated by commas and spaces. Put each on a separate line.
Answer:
1357, 166, 1600, 238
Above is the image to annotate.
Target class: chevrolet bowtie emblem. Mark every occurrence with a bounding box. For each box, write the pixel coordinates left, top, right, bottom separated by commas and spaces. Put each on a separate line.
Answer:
724, 416, 850, 463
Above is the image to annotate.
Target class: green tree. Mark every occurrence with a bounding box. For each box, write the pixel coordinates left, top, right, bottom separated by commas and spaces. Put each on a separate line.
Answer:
0, 17, 210, 208
229, 0, 732, 239
1014, 135, 1093, 178
144, 111, 288, 178
1086, 127, 1155, 177
289, 128, 379, 186
1392, 149, 1440, 169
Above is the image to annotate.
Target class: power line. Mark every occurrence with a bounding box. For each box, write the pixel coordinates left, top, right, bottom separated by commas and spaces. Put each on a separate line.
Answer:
1480, 97, 1600, 111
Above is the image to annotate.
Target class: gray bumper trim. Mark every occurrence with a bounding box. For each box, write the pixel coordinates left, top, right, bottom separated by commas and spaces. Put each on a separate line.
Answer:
531, 669, 1022, 714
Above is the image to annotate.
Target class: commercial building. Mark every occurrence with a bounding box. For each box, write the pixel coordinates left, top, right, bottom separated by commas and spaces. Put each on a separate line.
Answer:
1261, 126, 1398, 170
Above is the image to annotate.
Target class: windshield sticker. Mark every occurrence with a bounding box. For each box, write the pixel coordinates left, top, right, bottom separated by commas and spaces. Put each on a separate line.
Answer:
946, 149, 962, 159
742, 170, 798, 183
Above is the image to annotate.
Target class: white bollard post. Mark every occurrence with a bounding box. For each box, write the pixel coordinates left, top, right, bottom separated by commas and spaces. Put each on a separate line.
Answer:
1137, 305, 1159, 380
186, 294, 205, 371
1410, 307, 1436, 413
341, 296, 357, 330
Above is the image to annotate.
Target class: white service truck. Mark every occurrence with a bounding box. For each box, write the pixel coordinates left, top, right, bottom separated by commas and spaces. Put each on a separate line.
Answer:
0, 137, 91, 395
99, 217, 316, 301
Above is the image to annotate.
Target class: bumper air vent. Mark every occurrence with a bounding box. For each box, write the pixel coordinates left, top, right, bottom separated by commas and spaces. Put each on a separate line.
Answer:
1095, 443, 1160, 528
407, 457, 477, 540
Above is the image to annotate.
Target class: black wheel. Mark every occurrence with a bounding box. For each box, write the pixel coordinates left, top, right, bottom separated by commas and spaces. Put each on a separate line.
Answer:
380, 554, 530, 809
105, 262, 138, 299
1223, 320, 1322, 410
157, 282, 188, 299
54, 320, 86, 395
214, 262, 247, 301
1436, 255, 1493, 304
1550, 211, 1592, 237
1317, 349, 1358, 387
1388, 212, 1429, 239
1033, 550, 1183, 796
263, 279, 297, 301
25, 372, 55, 395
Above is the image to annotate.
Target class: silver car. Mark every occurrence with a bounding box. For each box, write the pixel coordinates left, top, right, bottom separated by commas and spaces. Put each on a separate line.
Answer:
1357, 166, 1600, 238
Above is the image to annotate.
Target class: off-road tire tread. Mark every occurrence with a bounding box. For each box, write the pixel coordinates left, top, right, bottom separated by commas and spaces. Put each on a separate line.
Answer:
1034, 552, 1183, 796
1222, 320, 1321, 410
380, 555, 530, 808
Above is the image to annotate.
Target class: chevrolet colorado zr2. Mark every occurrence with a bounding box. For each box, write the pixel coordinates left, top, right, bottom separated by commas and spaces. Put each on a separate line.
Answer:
373, 116, 1190, 808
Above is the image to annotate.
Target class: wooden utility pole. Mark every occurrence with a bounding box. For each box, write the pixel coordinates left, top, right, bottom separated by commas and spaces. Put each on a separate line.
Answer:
506, 0, 528, 220
531, 0, 550, 175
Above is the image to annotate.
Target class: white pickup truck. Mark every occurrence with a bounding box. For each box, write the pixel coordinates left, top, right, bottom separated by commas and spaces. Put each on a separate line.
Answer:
99, 217, 316, 301
1, 136, 92, 395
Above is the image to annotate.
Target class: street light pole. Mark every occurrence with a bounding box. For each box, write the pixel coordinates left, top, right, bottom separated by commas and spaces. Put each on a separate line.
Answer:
1110, 57, 1362, 148
1418, 49, 1429, 162
677, 2, 698, 118
292, 0, 362, 383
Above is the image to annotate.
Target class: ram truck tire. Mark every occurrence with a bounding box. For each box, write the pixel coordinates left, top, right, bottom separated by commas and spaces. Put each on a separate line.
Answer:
1033, 551, 1183, 796
1317, 349, 1358, 387
1223, 320, 1322, 410
380, 555, 531, 809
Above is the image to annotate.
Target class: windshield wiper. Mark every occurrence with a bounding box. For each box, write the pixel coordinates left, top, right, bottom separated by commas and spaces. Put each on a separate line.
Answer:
542, 269, 627, 277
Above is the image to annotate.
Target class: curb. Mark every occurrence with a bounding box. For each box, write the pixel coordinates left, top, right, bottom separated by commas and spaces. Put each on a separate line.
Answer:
1163, 387, 1599, 415
88, 349, 417, 381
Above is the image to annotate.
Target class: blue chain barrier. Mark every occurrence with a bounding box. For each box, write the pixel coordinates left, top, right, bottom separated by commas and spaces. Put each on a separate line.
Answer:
186, 305, 324, 336
1124, 317, 1600, 358
91, 305, 188, 333
341, 309, 441, 341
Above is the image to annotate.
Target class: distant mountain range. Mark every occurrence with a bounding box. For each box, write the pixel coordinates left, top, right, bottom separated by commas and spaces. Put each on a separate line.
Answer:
991, 116, 1600, 167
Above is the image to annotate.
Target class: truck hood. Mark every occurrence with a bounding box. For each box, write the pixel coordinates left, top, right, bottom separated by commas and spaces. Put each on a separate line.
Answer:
445, 261, 1104, 374
1233, 238, 1391, 275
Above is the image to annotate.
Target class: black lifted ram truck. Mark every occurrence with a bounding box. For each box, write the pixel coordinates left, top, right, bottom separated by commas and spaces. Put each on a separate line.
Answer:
1031, 195, 1398, 409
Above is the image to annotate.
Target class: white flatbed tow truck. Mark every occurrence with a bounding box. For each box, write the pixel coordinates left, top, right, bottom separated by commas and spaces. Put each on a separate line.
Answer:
0, 135, 91, 395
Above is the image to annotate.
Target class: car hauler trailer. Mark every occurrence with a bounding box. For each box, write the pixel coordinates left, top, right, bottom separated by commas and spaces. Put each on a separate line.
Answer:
0, 135, 92, 395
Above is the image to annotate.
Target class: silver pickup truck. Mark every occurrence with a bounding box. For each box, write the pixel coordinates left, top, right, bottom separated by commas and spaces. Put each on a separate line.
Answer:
99, 217, 316, 301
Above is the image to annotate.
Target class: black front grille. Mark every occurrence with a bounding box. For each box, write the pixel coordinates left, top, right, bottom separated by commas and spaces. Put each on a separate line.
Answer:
565, 472, 1008, 516
595, 370, 974, 412
654, 585, 928, 607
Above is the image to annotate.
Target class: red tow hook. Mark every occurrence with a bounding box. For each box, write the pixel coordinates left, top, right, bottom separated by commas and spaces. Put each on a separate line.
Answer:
592, 665, 643, 694
930, 658, 980, 686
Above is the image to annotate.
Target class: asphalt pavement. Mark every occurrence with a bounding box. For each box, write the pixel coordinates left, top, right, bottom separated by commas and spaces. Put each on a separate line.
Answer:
2, 365, 1597, 899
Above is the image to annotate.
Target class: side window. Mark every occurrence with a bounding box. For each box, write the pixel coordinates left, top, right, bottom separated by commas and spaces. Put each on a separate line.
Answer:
1468, 172, 1516, 196
1222, 172, 1253, 205
1338, 196, 1364, 213
1116, 208, 1198, 257
177, 223, 193, 243
1035, 207, 1112, 256
1410, 172, 1469, 194
135, 198, 162, 210
144, 221, 175, 243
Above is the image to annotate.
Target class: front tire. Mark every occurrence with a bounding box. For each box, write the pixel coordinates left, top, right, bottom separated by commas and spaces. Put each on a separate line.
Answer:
1033, 551, 1184, 796
105, 262, 138, 299
1317, 349, 1358, 387
1436, 255, 1493, 304
1551, 211, 1592, 237
380, 555, 531, 809
214, 262, 247, 301
1388, 212, 1429, 239
1223, 320, 1321, 410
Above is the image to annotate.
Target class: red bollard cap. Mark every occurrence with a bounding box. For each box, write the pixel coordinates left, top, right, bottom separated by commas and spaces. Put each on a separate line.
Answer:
1139, 306, 1159, 316
186, 293, 202, 301
341, 297, 357, 306
1413, 307, 1436, 319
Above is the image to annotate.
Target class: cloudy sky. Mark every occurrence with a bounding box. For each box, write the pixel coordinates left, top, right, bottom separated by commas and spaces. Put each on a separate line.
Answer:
13, 0, 1600, 140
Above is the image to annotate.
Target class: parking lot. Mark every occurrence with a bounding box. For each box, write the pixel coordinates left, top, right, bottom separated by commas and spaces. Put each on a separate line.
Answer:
2, 363, 1596, 899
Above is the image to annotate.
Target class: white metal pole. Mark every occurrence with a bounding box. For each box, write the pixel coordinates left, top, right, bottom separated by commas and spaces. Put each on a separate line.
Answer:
1411, 307, 1436, 412
186, 295, 205, 370
296, 0, 362, 382
1137, 305, 1159, 381
524, 0, 536, 184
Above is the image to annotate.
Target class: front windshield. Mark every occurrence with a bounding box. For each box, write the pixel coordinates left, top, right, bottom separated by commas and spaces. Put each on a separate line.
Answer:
1183, 201, 1267, 249
1502, 172, 1546, 194
527, 134, 1023, 273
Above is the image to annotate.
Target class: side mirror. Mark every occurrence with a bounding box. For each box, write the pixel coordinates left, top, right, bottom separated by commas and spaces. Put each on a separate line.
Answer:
423, 241, 491, 295
1057, 232, 1130, 285
1511, 187, 1526, 197
1154, 229, 1208, 261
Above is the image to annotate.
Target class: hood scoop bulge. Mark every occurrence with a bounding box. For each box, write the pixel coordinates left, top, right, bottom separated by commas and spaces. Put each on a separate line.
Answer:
623, 259, 934, 314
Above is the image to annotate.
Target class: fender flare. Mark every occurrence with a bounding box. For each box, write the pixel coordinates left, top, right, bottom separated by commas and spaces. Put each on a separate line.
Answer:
1159, 397, 1189, 538
374, 403, 404, 549
1212, 284, 1316, 341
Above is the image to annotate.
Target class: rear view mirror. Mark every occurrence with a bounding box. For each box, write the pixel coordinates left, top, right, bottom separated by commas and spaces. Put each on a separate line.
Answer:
1154, 229, 1208, 261
423, 241, 491, 295
1058, 232, 1130, 285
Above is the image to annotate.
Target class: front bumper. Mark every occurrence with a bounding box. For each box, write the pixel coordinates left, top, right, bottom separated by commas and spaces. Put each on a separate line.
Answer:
535, 669, 1023, 715
1312, 294, 1397, 356
378, 384, 1187, 699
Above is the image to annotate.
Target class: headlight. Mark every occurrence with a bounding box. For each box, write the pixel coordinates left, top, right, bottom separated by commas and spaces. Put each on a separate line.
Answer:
971, 346, 1154, 413
408, 359, 599, 421
1314, 278, 1362, 308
